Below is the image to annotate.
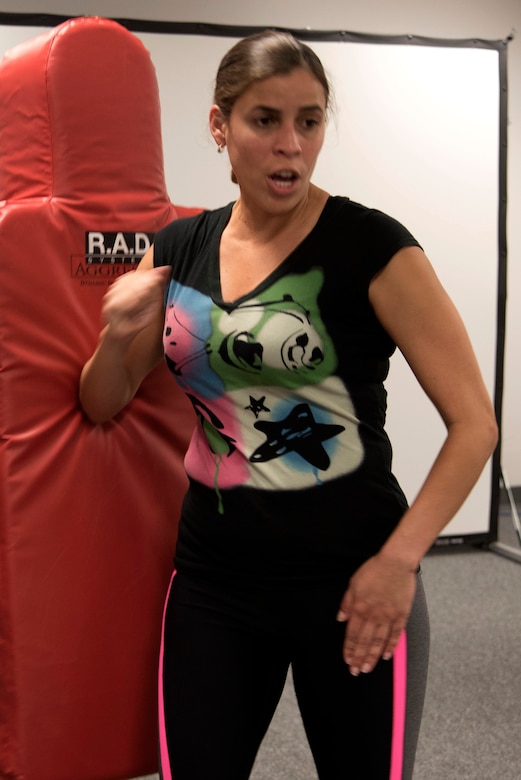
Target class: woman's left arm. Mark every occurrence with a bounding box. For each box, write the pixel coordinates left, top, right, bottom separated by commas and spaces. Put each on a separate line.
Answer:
337, 245, 498, 675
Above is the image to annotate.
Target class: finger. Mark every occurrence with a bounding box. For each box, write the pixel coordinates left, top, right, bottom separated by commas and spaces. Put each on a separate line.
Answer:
382, 623, 406, 661
101, 269, 168, 334
343, 620, 393, 675
336, 590, 353, 623
355, 629, 389, 675
149, 264, 172, 285
104, 265, 168, 310
350, 620, 407, 674
341, 615, 368, 668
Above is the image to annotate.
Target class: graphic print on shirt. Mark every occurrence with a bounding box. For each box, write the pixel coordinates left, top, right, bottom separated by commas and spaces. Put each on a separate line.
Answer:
164, 267, 364, 495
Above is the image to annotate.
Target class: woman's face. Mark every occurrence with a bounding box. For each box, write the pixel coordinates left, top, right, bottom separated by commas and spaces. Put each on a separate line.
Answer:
212, 68, 327, 216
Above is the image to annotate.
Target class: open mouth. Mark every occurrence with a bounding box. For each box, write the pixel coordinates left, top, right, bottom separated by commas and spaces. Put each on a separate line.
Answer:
269, 171, 299, 189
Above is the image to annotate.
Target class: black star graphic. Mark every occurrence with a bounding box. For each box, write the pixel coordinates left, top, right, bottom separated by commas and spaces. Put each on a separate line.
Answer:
245, 395, 271, 418
250, 403, 345, 470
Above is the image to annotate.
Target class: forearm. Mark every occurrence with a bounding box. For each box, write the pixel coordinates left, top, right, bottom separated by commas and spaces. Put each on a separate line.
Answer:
79, 261, 169, 424
380, 417, 498, 569
79, 327, 140, 424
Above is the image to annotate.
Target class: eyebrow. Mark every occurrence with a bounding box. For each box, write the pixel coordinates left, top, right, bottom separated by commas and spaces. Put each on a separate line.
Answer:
253, 104, 325, 114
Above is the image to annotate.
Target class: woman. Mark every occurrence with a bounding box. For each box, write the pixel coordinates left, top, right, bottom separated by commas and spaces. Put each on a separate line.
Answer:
80, 30, 498, 780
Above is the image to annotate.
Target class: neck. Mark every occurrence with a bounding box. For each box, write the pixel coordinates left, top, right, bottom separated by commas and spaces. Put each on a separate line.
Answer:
231, 184, 327, 241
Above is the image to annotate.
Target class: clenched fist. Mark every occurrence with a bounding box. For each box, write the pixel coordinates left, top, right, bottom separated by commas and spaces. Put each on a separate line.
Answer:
101, 264, 171, 343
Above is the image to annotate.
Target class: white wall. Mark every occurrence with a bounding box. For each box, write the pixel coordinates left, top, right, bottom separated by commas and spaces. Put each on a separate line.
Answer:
2, 0, 520, 489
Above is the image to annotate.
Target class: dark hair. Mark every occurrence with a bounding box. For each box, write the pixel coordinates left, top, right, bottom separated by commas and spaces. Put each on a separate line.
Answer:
213, 30, 331, 118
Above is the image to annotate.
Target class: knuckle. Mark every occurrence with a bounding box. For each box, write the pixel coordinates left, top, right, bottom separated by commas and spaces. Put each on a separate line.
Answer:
343, 637, 356, 652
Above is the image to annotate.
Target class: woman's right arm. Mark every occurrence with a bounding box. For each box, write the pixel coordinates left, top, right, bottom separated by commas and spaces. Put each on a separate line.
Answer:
79, 246, 171, 424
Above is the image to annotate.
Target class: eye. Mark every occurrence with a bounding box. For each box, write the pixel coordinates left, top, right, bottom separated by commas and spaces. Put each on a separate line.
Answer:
301, 116, 321, 131
255, 114, 277, 128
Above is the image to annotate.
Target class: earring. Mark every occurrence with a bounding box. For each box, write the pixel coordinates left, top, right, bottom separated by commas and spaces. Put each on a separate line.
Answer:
217, 144, 225, 154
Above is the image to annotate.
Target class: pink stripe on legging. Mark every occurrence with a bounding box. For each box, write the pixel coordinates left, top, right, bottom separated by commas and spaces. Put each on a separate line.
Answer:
158, 571, 176, 780
390, 631, 407, 780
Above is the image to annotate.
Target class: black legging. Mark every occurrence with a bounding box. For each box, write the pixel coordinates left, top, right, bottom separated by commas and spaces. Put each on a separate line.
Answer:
159, 570, 429, 780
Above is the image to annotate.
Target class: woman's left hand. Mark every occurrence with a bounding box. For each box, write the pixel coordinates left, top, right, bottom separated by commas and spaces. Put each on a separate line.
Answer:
336, 554, 417, 675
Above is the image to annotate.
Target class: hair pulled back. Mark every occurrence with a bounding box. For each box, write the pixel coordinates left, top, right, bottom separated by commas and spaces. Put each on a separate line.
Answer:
213, 30, 331, 118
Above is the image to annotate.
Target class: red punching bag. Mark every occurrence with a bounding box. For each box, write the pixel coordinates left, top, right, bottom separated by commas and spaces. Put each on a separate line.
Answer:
0, 17, 199, 780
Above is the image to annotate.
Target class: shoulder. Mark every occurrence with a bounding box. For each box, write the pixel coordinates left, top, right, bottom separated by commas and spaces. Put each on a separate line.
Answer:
317, 196, 422, 285
326, 196, 420, 252
155, 203, 232, 246
153, 203, 234, 267
326, 196, 415, 235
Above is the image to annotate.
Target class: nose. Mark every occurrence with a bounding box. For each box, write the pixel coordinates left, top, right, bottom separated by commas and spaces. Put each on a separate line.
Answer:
274, 122, 302, 156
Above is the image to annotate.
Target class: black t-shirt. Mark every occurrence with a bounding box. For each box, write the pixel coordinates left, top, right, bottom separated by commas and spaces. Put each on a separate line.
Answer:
154, 195, 421, 586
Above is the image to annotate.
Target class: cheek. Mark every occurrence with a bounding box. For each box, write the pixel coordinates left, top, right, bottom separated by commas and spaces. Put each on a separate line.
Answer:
304, 139, 324, 168
308, 130, 326, 154
229, 138, 264, 170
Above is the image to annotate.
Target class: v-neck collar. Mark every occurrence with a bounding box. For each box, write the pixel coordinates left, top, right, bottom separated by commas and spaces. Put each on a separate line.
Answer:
209, 196, 336, 309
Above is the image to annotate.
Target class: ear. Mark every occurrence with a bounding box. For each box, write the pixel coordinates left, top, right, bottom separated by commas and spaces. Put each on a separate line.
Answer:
209, 104, 227, 148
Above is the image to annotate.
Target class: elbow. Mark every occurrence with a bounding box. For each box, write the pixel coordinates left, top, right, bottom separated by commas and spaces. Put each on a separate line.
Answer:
78, 367, 131, 425
80, 409, 113, 426
472, 408, 499, 462
78, 384, 123, 425
447, 406, 499, 463
78, 396, 115, 426
486, 413, 500, 457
